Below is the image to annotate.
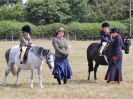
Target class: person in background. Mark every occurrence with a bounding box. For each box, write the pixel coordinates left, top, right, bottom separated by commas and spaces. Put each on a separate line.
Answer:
105, 28, 125, 84
20, 25, 32, 64
99, 22, 112, 56
52, 27, 72, 85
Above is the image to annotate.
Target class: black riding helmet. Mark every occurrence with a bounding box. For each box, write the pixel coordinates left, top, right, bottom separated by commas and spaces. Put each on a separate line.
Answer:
22, 25, 31, 34
111, 28, 120, 34
101, 22, 110, 28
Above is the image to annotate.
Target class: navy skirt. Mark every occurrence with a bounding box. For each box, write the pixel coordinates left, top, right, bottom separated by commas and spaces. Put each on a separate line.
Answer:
52, 57, 72, 80
105, 55, 122, 82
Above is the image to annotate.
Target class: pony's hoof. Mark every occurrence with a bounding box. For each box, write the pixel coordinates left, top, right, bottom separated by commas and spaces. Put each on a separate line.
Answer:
16, 82, 20, 86
30, 85, 33, 89
16, 84, 20, 87
2, 83, 7, 87
94, 80, 98, 83
40, 85, 44, 88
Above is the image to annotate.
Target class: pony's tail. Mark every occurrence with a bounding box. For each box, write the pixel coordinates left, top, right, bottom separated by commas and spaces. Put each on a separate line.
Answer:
5, 49, 17, 76
87, 49, 93, 72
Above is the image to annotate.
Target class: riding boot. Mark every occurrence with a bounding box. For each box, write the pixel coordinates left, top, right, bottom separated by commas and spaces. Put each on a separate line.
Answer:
57, 78, 61, 85
20, 48, 28, 64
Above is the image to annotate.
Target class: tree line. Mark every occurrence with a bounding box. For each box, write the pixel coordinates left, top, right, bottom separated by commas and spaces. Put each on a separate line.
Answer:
0, 0, 132, 25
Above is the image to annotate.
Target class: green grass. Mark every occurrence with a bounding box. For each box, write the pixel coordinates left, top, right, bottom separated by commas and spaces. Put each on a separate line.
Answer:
0, 40, 133, 99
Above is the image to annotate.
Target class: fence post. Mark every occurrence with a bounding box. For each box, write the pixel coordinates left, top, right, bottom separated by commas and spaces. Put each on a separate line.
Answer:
12, 33, 14, 44
67, 33, 70, 41
74, 34, 77, 42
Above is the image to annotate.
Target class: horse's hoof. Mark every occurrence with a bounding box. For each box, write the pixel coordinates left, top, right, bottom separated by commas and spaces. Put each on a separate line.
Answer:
40, 85, 44, 88
15, 84, 20, 87
2, 83, 7, 87
30, 85, 33, 89
94, 80, 98, 83
16, 83, 20, 86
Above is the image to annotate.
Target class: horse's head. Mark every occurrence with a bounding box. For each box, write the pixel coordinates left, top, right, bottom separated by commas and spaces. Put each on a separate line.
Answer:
38, 47, 54, 71
45, 50, 55, 71
123, 34, 131, 54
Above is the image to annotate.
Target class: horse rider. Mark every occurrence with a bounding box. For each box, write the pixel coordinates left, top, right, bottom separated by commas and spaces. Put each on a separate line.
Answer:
99, 22, 112, 56
20, 25, 32, 64
105, 28, 125, 84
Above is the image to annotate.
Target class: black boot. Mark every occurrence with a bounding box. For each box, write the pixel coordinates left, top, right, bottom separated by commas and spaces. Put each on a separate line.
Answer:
57, 78, 61, 85
63, 77, 67, 84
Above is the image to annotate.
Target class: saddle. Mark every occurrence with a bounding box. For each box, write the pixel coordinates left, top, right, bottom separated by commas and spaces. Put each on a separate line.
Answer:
19, 46, 31, 64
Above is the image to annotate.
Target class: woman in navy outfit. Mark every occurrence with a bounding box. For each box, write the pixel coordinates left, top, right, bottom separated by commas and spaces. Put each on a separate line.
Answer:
105, 28, 125, 84
52, 28, 72, 85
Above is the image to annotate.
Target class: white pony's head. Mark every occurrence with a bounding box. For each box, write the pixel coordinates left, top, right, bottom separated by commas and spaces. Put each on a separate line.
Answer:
37, 47, 54, 71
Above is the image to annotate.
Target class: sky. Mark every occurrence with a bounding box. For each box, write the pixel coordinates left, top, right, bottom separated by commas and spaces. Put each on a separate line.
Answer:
22, 0, 27, 4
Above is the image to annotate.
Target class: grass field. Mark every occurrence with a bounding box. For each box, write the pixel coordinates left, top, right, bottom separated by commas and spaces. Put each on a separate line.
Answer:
0, 40, 133, 99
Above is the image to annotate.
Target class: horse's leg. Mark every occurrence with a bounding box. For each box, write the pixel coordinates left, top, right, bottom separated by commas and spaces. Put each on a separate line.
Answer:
88, 59, 93, 80
16, 68, 21, 86
3, 63, 13, 86
88, 71, 91, 80
30, 68, 34, 88
94, 63, 99, 80
37, 65, 44, 88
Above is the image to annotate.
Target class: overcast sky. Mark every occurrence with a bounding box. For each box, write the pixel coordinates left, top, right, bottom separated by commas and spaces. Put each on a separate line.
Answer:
22, 0, 27, 4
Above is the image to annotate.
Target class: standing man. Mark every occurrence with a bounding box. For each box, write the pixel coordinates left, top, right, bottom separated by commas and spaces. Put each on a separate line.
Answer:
105, 28, 125, 84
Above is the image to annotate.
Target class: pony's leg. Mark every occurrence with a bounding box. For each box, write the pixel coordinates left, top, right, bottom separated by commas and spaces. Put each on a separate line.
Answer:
88, 71, 91, 80
94, 63, 99, 80
37, 66, 44, 88
2, 64, 12, 86
16, 68, 21, 86
30, 68, 34, 88
88, 60, 93, 80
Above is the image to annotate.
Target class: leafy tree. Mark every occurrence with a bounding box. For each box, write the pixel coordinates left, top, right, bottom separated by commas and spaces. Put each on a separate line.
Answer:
25, 0, 71, 25
89, 0, 129, 21
67, 0, 95, 22
0, 0, 21, 6
0, 3, 25, 21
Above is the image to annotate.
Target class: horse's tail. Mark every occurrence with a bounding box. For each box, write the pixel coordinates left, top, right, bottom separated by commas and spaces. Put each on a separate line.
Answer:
87, 47, 93, 72
5, 48, 17, 76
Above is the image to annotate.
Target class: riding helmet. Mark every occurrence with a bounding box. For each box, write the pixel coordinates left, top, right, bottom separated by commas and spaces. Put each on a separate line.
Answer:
22, 25, 31, 33
111, 28, 120, 34
101, 22, 110, 28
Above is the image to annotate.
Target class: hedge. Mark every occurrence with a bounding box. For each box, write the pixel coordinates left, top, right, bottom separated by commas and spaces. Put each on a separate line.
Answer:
37, 23, 67, 37
0, 20, 37, 37
67, 21, 128, 39
0, 20, 128, 40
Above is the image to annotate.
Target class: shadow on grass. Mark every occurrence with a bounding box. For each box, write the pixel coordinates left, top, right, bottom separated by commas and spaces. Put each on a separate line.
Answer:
69, 79, 99, 85
0, 79, 99, 88
0, 82, 59, 89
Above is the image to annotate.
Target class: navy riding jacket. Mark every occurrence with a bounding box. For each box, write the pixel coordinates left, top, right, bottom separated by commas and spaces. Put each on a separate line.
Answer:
100, 31, 112, 43
112, 35, 125, 56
